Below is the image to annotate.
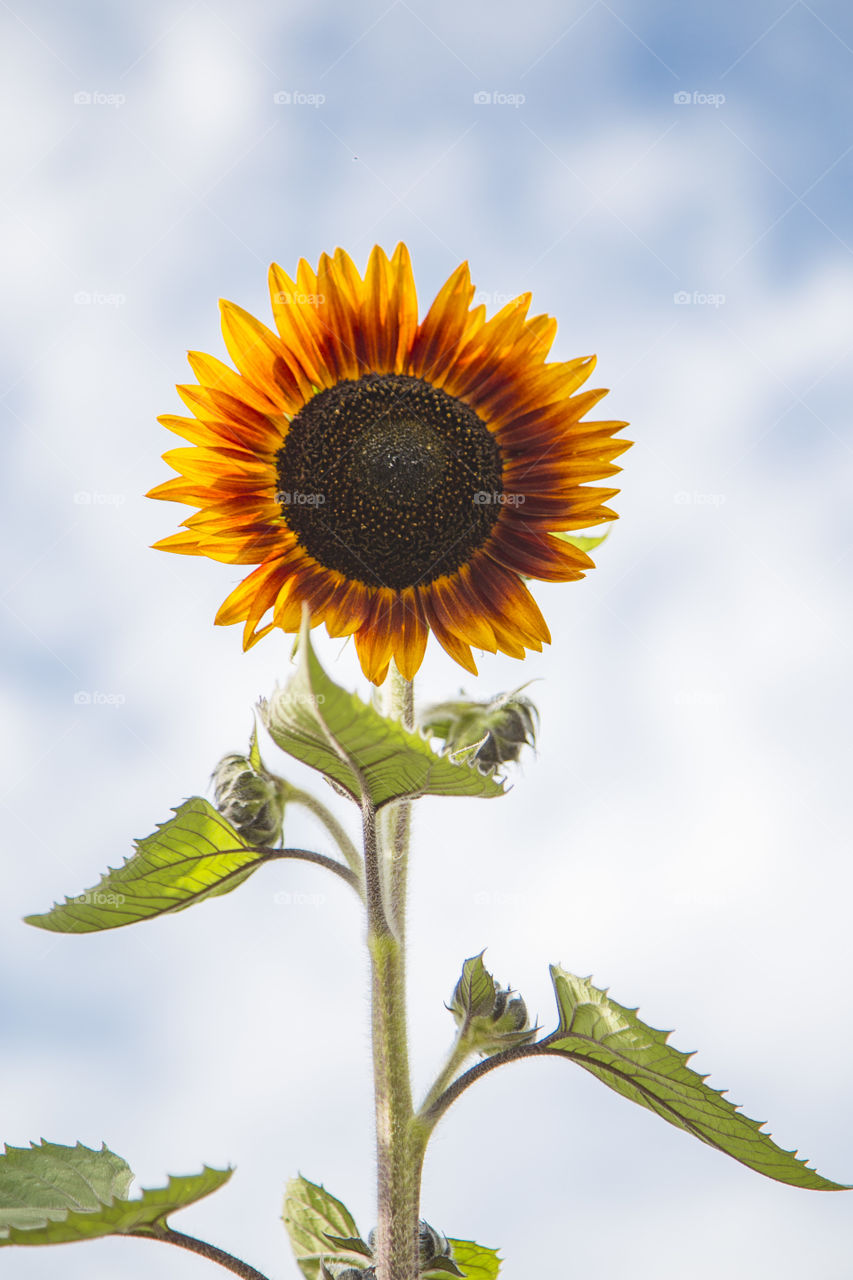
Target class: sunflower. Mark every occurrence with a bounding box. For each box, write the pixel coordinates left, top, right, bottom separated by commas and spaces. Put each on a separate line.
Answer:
149, 245, 630, 684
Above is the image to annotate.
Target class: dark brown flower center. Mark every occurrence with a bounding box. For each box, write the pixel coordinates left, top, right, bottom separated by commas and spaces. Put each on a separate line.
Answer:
275, 374, 503, 589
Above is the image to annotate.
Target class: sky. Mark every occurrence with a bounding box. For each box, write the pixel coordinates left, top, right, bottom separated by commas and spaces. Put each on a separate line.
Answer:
2, 0, 852, 1277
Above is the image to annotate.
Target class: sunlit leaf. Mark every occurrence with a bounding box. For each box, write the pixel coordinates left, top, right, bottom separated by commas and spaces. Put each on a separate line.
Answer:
283, 1175, 369, 1279
261, 614, 505, 808
25, 798, 276, 933
0, 1141, 231, 1245
544, 968, 848, 1191
444, 1237, 501, 1279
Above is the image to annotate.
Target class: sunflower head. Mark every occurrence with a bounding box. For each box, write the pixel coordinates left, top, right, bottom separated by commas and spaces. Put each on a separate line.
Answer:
149, 245, 630, 683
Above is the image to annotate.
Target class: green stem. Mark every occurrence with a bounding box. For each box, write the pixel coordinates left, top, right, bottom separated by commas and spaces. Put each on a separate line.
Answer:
386, 665, 413, 942
286, 785, 362, 880
369, 662, 421, 1280
129, 1226, 271, 1280
417, 1032, 472, 1121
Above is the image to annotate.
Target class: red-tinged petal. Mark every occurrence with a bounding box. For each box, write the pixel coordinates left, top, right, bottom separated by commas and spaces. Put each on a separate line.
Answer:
387, 243, 419, 373
389, 588, 429, 680
422, 594, 479, 674
219, 300, 303, 410
488, 524, 590, 581
324, 577, 372, 638
186, 350, 279, 414
151, 530, 204, 555
215, 558, 291, 626
354, 588, 397, 684
408, 261, 477, 383
151, 243, 631, 681
268, 262, 328, 389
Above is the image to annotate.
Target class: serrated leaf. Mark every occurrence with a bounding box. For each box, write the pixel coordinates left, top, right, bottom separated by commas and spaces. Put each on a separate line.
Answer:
0, 1141, 231, 1245
445, 1238, 501, 1279
260, 613, 505, 808
452, 953, 498, 1022
25, 798, 277, 934
283, 1175, 367, 1280
545, 968, 848, 1191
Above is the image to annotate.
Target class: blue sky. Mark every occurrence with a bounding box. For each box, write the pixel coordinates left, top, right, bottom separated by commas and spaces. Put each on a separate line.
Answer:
2, 1, 852, 1277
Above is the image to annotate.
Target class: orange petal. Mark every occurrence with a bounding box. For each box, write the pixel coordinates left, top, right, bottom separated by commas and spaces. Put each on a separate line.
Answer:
387, 243, 419, 373
186, 350, 279, 414
389, 588, 429, 681
219, 301, 302, 410
215, 558, 292, 626
268, 262, 328, 388
408, 261, 479, 384
421, 593, 478, 674
354, 588, 397, 684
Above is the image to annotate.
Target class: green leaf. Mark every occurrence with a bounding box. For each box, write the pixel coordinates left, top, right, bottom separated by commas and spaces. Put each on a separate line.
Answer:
445, 1238, 502, 1279
260, 612, 505, 809
545, 968, 848, 1191
0, 1141, 231, 1245
283, 1175, 369, 1279
248, 720, 265, 772
554, 531, 609, 555
451, 953, 498, 1022
25, 797, 277, 934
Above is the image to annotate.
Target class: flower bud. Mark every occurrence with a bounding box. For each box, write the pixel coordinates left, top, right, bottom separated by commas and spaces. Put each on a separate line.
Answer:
212, 750, 288, 848
419, 688, 538, 767
418, 1220, 451, 1263
449, 953, 536, 1056
365, 1223, 452, 1275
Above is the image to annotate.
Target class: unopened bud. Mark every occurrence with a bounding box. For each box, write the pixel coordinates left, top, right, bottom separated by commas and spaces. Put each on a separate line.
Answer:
418, 1220, 451, 1263
420, 689, 538, 767
449, 953, 536, 1056
212, 751, 287, 848
365, 1223, 453, 1275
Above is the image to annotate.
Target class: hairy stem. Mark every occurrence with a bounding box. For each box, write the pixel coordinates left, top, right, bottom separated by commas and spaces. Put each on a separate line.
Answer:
129, 1226, 271, 1280
386, 664, 414, 941
416, 1032, 472, 1121
286, 785, 362, 880
263, 846, 362, 896
370, 662, 420, 1280
423, 1042, 547, 1129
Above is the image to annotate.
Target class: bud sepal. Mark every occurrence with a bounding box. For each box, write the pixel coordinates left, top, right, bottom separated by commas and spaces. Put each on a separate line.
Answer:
420, 688, 538, 768
211, 725, 290, 848
448, 952, 536, 1057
